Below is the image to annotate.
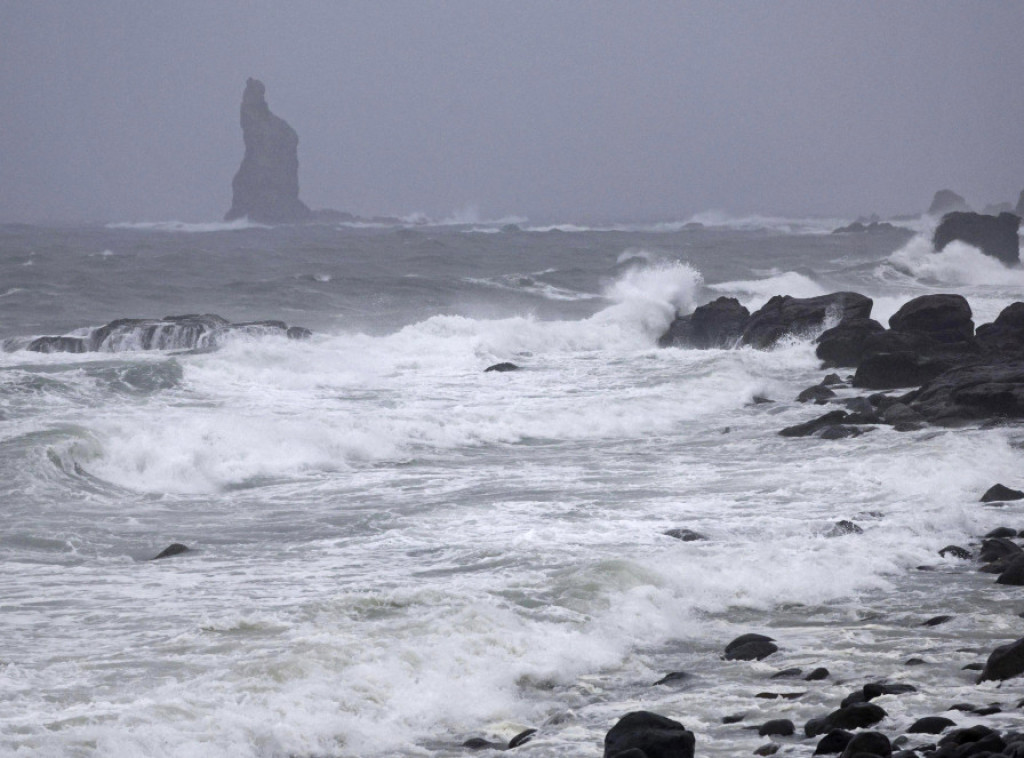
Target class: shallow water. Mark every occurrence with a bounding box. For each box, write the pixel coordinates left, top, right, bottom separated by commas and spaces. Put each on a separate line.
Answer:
1, 217, 1023, 757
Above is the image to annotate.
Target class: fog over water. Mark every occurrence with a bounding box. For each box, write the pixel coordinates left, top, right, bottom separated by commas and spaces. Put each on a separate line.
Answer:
1, 1, 1022, 224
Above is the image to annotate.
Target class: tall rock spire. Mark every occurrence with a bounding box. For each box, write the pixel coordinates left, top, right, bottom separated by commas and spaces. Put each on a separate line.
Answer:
225, 78, 311, 223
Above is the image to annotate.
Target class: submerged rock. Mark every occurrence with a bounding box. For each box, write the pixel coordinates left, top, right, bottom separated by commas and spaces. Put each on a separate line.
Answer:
723, 634, 778, 661
978, 636, 1024, 682
603, 711, 695, 758
484, 362, 520, 373
981, 483, 1024, 503
151, 543, 190, 560
225, 78, 311, 223
933, 212, 1021, 266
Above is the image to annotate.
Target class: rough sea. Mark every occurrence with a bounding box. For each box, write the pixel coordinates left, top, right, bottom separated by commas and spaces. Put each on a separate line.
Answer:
2, 213, 1024, 757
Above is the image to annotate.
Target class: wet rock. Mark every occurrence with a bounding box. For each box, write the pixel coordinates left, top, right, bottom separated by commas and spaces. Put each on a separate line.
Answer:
962, 662, 984, 671
663, 528, 706, 542
814, 729, 854, 754
888, 294, 975, 344
741, 292, 873, 350
151, 543, 190, 560
880, 403, 923, 425
484, 362, 520, 373
507, 729, 536, 749
826, 520, 863, 537
756, 691, 804, 700
724, 634, 778, 661
753, 744, 779, 756
653, 671, 691, 686
779, 410, 850, 438
805, 667, 830, 681
863, 683, 916, 700
937, 725, 1005, 756
286, 326, 312, 340
996, 555, 1024, 585
976, 302, 1024, 356
818, 425, 863, 440
463, 737, 504, 750
978, 636, 1024, 682
816, 318, 887, 368
981, 484, 1024, 502
722, 713, 746, 724
922, 615, 953, 627
984, 526, 1018, 539
770, 668, 803, 679
659, 297, 751, 349
840, 731, 891, 758
822, 373, 844, 385
979, 537, 1022, 564
808, 703, 887, 736
27, 336, 87, 353
758, 719, 794, 737
906, 361, 1024, 422
933, 211, 1021, 266
908, 717, 956, 735
225, 78, 311, 223
905, 658, 926, 666
798, 385, 837, 403
853, 351, 955, 390
603, 711, 695, 758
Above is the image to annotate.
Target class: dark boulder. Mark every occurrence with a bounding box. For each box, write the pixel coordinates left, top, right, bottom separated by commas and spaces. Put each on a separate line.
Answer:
758, 719, 794, 737
724, 634, 778, 661
805, 667, 830, 681
741, 292, 873, 350
978, 637, 1024, 682
770, 667, 803, 679
986, 526, 1019, 538
906, 361, 1024, 422
658, 297, 751, 349
825, 520, 863, 537
798, 385, 837, 403
507, 729, 536, 749
908, 717, 955, 735
151, 543, 190, 560
225, 78, 312, 224
978, 537, 1022, 564
753, 744, 779, 756
652, 671, 691, 686
664, 528, 706, 542
814, 729, 853, 754
997, 555, 1024, 586
779, 410, 851, 438
981, 483, 1024, 502
484, 362, 520, 373
922, 615, 953, 627
933, 212, 1021, 266
603, 711, 695, 758
808, 703, 886, 735
840, 731, 891, 758
287, 326, 313, 340
816, 318, 886, 368
863, 682, 916, 699
939, 545, 971, 559
888, 294, 975, 343
976, 302, 1024, 356
853, 351, 960, 391
928, 190, 970, 216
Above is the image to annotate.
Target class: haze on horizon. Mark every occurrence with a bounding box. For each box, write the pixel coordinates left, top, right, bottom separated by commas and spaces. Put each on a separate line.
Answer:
1, 1, 1022, 225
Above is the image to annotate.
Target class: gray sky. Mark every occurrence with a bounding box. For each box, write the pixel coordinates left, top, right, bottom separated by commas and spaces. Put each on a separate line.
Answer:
1, 1, 1022, 223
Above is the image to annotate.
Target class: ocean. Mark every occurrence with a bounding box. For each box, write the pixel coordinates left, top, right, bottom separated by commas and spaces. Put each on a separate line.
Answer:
2, 214, 1023, 757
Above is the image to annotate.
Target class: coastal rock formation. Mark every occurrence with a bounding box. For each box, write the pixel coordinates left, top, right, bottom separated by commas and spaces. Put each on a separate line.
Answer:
815, 318, 885, 367
740, 292, 873, 349
933, 212, 1021, 265
928, 189, 970, 216
21, 314, 311, 354
225, 78, 311, 223
603, 711, 695, 758
658, 297, 750, 349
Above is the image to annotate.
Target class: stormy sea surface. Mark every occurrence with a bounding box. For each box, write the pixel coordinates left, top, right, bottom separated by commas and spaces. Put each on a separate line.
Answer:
2, 215, 1023, 757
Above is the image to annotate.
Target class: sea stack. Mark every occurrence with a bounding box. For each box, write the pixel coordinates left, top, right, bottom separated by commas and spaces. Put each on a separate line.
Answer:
225, 78, 311, 224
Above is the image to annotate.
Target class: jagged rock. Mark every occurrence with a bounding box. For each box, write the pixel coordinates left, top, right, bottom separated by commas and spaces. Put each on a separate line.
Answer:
982, 484, 1024, 502
904, 361, 1024, 422
658, 297, 750, 349
939, 545, 971, 560
832, 221, 909, 235
853, 350, 961, 391
976, 302, 1024, 356
978, 538, 1022, 564
603, 711, 695, 758
928, 190, 971, 216
979, 636, 1024, 682
740, 292, 873, 349
816, 318, 886, 368
888, 294, 975, 343
664, 528, 706, 542
934, 212, 1021, 265
825, 520, 863, 537
225, 78, 311, 223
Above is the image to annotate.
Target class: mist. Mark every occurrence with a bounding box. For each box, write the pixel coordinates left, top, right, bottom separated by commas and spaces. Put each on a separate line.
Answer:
1, 1, 1022, 223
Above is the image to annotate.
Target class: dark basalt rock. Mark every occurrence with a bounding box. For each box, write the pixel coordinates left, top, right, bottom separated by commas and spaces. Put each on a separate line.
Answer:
603, 711, 695, 758
484, 362, 520, 373
798, 385, 837, 403
507, 729, 536, 749
658, 297, 750, 349
986, 526, 1019, 539
904, 361, 1024, 422
981, 483, 1024, 502
805, 667, 830, 681
862, 682, 916, 699
151, 543, 190, 560
816, 318, 886, 368
979, 538, 1022, 564
807, 703, 886, 737
225, 78, 311, 223
928, 190, 971, 216
758, 719, 794, 737
832, 221, 909, 235
853, 351, 960, 391
652, 671, 691, 686
922, 615, 953, 627
996, 555, 1024, 585
770, 667, 803, 679
888, 295, 975, 344
463, 737, 504, 750
976, 302, 1024, 355
722, 713, 746, 724
779, 410, 849, 438
755, 691, 805, 700
815, 729, 854, 754
933, 212, 1021, 266
664, 528, 706, 542
840, 731, 891, 758
741, 292, 873, 350
724, 634, 778, 661
978, 636, 1024, 682
753, 744, 779, 756
939, 545, 971, 559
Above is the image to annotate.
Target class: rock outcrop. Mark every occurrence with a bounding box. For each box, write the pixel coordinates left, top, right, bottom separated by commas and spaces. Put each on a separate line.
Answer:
928, 189, 970, 216
225, 78, 311, 224
740, 292, 872, 349
933, 212, 1021, 266
658, 297, 750, 349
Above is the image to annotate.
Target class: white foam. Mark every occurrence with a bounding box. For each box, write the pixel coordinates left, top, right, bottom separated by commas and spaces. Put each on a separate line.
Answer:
708, 270, 827, 309
883, 233, 1024, 287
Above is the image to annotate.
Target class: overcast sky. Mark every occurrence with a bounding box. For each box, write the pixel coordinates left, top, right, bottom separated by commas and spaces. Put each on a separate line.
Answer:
1, 1, 1022, 223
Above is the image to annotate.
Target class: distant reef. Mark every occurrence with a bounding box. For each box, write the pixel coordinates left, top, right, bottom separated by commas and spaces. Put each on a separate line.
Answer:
225, 78, 312, 224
